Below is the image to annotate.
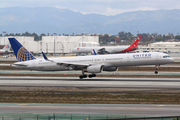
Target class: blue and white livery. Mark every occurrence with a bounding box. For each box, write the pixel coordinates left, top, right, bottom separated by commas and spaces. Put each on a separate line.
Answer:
9, 38, 36, 61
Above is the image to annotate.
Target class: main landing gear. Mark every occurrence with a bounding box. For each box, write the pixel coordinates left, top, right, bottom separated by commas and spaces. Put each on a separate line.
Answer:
79, 74, 87, 79
79, 70, 96, 79
154, 64, 160, 74
88, 74, 96, 78
79, 74, 96, 79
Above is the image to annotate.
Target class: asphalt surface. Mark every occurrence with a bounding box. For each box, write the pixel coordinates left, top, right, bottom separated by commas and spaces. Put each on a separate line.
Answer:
0, 103, 180, 116
0, 76, 180, 89
1, 69, 180, 76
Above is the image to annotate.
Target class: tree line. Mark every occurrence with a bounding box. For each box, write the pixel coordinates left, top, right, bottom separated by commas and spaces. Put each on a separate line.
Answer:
100, 32, 180, 45
0, 32, 46, 41
1, 31, 180, 44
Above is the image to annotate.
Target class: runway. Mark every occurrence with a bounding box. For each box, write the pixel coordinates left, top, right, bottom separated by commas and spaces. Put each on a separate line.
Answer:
0, 76, 180, 116
1, 70, 180, 76
0, 76, 180, 89
0, 103, 180, 116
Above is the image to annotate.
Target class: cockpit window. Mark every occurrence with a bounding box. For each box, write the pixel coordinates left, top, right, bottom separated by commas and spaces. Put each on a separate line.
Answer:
163, 55, 170, 58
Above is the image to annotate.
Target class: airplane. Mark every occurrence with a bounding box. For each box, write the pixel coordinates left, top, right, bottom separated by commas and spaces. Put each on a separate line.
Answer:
72, 36, 141, 55
8, 38, 174, 79
0, 45, 10, 53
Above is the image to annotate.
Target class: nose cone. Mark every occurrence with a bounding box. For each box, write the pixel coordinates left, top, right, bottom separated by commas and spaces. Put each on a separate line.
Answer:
170, 57, 174, 63
72, 48, 76, 53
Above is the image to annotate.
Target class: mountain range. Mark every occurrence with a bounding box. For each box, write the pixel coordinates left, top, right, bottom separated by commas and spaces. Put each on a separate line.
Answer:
0, 7, 180, 35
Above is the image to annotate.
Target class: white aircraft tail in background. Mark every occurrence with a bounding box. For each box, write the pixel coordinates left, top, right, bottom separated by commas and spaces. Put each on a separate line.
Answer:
0, 45, 10, 53
9, 37, 174, 79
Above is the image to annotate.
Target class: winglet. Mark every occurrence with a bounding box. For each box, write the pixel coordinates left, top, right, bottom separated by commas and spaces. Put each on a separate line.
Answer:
42, 52, 54, 62
42, 52, 48, 60
91, 49, 97, 55
93, 49, 97, 55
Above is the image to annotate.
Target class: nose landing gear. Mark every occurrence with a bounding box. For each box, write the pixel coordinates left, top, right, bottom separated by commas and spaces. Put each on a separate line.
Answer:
79, 70, 88, 79
155, 64, 160, 74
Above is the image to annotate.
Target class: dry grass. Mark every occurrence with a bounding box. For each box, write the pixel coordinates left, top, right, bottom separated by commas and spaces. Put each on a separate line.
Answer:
0, 87, 180, 104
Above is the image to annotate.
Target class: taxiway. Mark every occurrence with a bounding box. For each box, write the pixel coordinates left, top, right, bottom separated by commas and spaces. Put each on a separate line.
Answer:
0, 76, 180, 89
0, 103, 180, 116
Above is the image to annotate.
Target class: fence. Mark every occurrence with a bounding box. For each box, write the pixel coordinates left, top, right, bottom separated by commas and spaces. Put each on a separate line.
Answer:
0, 113, 179, 120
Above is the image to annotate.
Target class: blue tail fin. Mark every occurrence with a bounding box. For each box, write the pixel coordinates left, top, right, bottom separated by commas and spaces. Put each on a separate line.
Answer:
8, 38, 36, 62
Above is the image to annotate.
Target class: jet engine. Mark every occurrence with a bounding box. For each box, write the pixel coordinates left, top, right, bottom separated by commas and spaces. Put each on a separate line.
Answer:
103, 67, 118, 72
87, 65, 103, 73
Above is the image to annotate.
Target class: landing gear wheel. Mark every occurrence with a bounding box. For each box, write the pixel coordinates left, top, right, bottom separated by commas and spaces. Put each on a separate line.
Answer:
155, 64, 160, 74
155, 71, 158, 74
83, 74, 87, 78
89, 74, 96, 78
92, 74, 96, 77
89, 75, 92, 78
79, 75, 84, 79
79, 74, 87, 79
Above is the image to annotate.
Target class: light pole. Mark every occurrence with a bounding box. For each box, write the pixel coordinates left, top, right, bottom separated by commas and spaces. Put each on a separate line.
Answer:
3, 31, 6, 45
59, 41, 64, 55
46, 43, 48, 53
53, 33, 57, 56
82, 33, 84, 47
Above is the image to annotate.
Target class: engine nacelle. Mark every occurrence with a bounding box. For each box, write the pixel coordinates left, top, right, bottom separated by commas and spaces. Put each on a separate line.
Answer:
103, 67, 118, 72
87, 65, 103, 73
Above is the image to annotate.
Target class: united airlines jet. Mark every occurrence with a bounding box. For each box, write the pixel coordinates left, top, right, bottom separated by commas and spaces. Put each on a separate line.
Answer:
8, 38, 174, 79
72, 36, 141, 54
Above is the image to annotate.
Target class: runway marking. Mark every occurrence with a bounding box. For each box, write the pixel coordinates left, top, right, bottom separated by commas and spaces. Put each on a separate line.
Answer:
157, 105, 165, 107
17, 104, 28, 106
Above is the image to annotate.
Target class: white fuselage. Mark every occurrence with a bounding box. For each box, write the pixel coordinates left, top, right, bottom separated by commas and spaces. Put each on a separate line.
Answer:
12, 52, 174, 72
0, 50, 6, 53
72, 46, 130, 53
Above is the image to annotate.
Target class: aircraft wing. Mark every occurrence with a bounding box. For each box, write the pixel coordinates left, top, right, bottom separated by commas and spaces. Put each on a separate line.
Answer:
56, 62, 89, 68
42, 52, 89, 69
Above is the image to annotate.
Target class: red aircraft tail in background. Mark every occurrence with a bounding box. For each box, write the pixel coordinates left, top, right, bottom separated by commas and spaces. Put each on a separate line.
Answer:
119, 36, 141, 53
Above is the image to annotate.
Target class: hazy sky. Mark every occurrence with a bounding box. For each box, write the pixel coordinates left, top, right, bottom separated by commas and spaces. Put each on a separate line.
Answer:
1, 0, 180, 16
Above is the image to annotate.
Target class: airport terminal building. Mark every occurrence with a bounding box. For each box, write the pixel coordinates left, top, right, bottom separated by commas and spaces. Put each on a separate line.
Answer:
1, 36, 180, 54
41, 36, 99, 54
0, 36, 99, 54
136, 42, 180, 53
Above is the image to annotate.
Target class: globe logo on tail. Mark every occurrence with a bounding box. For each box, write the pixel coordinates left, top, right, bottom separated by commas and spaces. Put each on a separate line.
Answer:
17, 47, 36, 62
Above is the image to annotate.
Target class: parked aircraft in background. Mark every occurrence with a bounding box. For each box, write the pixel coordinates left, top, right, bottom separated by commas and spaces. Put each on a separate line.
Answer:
72, 36, 141, 54
0, 45, 10, 53
8, 38, 174, 79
